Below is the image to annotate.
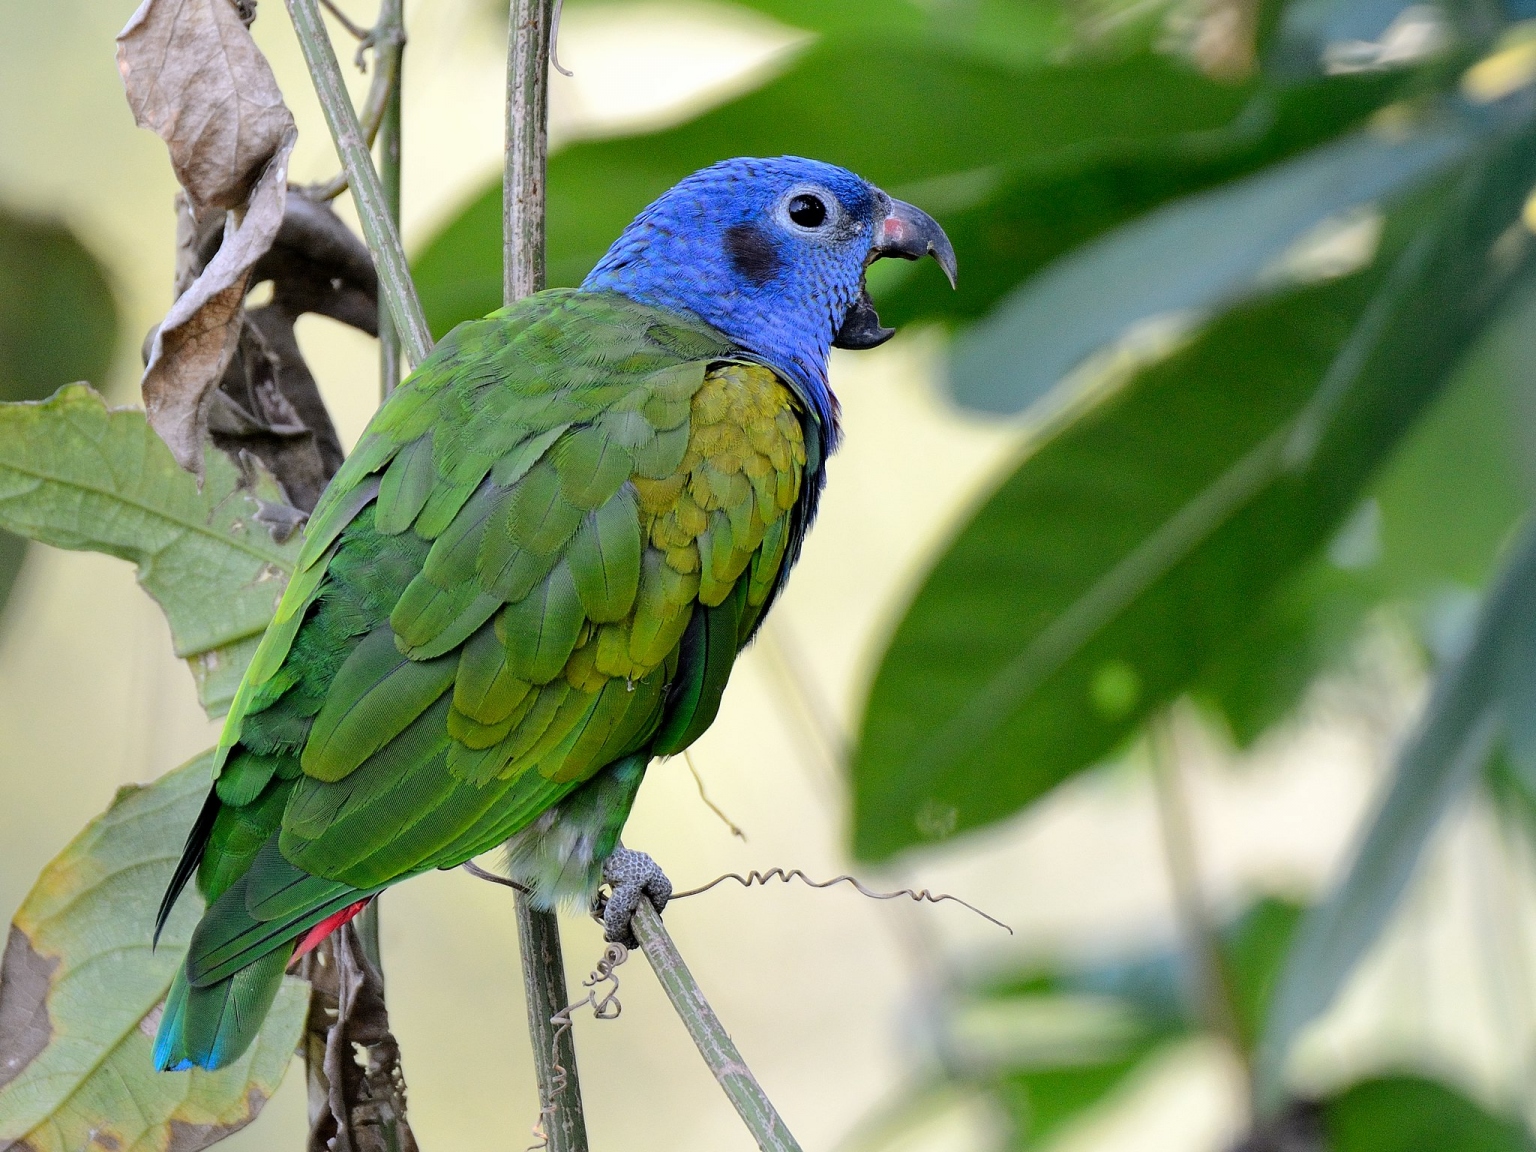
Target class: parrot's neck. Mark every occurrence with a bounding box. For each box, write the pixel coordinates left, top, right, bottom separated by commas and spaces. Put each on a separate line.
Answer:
580, 255, 844, 453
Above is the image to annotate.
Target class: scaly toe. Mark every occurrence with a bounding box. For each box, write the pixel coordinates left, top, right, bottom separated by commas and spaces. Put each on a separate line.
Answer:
600, 847, 672, 944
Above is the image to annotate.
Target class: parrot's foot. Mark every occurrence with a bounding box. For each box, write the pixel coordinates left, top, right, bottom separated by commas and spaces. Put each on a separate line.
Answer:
596, 847, 671, 946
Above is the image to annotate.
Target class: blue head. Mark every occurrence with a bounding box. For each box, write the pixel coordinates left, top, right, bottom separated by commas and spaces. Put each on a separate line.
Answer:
582, 156, 955, 448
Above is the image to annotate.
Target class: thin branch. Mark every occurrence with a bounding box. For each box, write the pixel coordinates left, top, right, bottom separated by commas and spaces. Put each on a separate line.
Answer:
285, 0, 432, 366
375, 0, 404, 399
318, 0, 371, 42
345, 0, 404, 988
300, 923, 420, 1152
505, 0, 553, 303
517, 894, 589, 1152
307, 34, 400, 202
1148, 712, 1252, 1101
461, 855, 822, 1149
684, 749, 747, 840
630, 898, 804, 1152
671, 868, 1014, 934
502, 4, 588, 1150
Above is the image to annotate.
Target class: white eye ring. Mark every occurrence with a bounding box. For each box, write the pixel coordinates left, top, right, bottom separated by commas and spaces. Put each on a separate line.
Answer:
776, 184, 842, 234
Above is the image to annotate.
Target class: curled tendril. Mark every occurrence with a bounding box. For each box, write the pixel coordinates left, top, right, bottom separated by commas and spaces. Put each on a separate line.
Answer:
460, 858, 1011, 933
549, 0, 574, 77
528, 942, 629, 1150
673, 869, 1014, 935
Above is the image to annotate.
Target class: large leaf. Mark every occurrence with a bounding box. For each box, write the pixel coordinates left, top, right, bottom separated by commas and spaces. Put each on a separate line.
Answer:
573, 0, 1081, 66
0, 385, 301, 716
414, 45, 1256, 337
0, 754, 307, 1152
851, 91, 1536, 862
1195, 263, 1536, 742
1323, 1076, 1535, 1151
0, 207, 118, 618
947, 112, 1473, 413
875, 68, 1417, 336
1253, 517, 1536, 1110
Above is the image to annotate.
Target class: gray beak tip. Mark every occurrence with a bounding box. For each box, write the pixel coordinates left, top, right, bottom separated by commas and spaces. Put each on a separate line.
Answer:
878, 197, 957, 289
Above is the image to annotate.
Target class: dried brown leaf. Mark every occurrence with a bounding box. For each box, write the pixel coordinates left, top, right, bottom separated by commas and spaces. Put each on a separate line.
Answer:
116, 0, 295, 212
300, 926, 419, 1152
118, 0, 301, 477
197, 191, 376, 508
141, 139, 295, 477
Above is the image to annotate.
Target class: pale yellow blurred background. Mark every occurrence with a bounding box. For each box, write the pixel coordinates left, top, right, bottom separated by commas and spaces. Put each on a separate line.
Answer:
1, 2, 1529, 1150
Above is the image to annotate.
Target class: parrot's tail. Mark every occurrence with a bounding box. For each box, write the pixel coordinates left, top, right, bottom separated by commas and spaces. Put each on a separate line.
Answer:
153, 948, 289, 1072
154, 834, 379, 1071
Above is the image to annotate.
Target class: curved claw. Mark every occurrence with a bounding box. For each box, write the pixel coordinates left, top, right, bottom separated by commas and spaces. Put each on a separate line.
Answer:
598, 846, 672, 946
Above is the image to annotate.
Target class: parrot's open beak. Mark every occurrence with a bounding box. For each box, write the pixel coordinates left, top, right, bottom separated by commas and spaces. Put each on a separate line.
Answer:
833, 197, 957, 351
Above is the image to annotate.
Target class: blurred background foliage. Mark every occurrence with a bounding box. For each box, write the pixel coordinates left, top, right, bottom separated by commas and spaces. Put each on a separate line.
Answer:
408, 0, 1536, 1143
6, 0, 1536, 1146
0, 208, 117, 617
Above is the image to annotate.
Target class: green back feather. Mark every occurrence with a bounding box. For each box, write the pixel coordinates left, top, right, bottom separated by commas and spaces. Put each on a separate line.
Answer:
160, 288, 816, 1073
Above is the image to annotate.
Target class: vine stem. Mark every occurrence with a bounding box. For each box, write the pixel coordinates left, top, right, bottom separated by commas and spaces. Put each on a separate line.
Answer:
1148, 712, 1252, 1110
503, 3, 589, 1150
376, 0, 405, 400
630, 899, 803, 1152
285, 0, 432, 367
516, 895, 588, 1151
505, 0, 552, 302
357, 0, 406, 986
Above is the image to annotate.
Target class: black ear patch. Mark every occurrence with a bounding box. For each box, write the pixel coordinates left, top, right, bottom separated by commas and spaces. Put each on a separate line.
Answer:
723, 223, 781, 286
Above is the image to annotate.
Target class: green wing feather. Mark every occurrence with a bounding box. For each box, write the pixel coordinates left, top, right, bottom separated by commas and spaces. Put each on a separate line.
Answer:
159, 289, 812, 1072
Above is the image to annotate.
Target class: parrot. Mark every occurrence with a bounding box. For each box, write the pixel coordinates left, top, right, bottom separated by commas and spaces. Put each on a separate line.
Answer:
152, 155, 955, 1072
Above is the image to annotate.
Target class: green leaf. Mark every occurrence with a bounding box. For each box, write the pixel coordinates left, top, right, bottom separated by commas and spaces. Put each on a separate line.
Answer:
1222, 897, 1305, 1052
944, 896, 1302, 1146
947, 111, 1473, 413
851, 92, 1536, 862
1323, 1076, 1535, 1151
573, 0, 1079, 65
0, 211, 116, 405
1254, 517, 1536, 1110
998, 1054, 1166, 1147
877, 70, 1414, 337
414, 45, 1254, 338
0, 753, 307, 1152
1195, 270, 1536, 743
0, 385, 301, 716
946, 977, 1180, 1147
0, 206, 118, 617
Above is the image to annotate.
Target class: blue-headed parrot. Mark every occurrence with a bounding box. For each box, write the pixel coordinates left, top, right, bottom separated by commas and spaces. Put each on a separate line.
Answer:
153, 155, 955, 1072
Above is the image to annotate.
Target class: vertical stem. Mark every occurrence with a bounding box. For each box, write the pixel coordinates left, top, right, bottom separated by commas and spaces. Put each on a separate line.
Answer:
376, 0, 405, 400
516, 894, 588, 1151
358, 0, 406, 978
504, 0, 552, 302
286, 0, 432, 366
504, 4, 586, 1149
1148, 712, 1252, 1107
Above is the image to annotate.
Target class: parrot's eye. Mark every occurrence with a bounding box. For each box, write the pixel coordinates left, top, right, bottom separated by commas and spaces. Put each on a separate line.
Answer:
787, 194, 828, 229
